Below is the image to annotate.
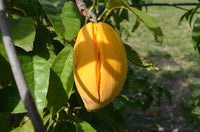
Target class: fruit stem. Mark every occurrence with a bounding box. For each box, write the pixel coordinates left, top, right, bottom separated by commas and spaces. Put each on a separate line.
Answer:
75, 0, 97, 23
90, 12, 97, 23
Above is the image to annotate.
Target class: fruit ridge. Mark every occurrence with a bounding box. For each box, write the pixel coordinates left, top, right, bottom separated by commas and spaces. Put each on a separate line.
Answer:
73, 22, 127, 110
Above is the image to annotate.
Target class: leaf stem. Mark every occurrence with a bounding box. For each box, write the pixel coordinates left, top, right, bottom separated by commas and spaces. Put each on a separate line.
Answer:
89, 0, 96, 11
90, 11, 97, 23
96, 0, 99, 14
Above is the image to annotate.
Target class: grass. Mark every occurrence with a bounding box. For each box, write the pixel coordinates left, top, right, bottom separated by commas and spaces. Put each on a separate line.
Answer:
121, 0, 200, 129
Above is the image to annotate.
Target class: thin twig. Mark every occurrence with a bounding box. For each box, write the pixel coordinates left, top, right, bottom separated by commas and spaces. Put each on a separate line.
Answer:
0, 0, 45, 132
130, 3, 200, 13
173, 6, 200, 13
97, 3, 200, 16
130, 3, 199, 7
174, 6, 191, 11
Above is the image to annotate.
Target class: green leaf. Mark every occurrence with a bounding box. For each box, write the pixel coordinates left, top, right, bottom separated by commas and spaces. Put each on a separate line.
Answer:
38, 0, 65, 37
0, 113, 11, 132
94, 104, 124, 132
61, 2, 81, 40
52, 40, 64, 55
179, 9, 193, 25
75, 118, 97, 132
115, 95, 138, 110
47, 70, 68, 115
47, 44, 74, 115
138, 94, 153, 111
11, 101, 26, 113
8, 0, 43, 17
124, 43, 156, 70
51, 44, 74, 99
162, 87, 172, 104
120, 9, 129, 21
0, 16, 35, 54
8, 16, 35, 51
179, 3, 200, 26
38, 0, 81, 40
17, 25, 50, 114
112, 9, 129, 30
48, 43, 57, 66
192, 14, 200, 54
11, 120, 34, 132
132, 17, 140, 32
99, 0, 163, 42
43, 114, 52, 125
54, 121, 76, 132
0, 52, 12, 80
0, 86, 26, 113
188, 4, 200, 26
0, 37, 8, 61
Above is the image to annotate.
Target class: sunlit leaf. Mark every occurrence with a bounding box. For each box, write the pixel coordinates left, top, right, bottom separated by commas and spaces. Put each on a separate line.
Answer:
61, 2, 81, 40
17, 25, 50, 114
0, 36, 8, 61
38, 0, 65, 37
43, 114, 51, 125
75, 118, 97, 132
11, 120, 34, 132
38, 0, 81, 40
8, 16, 35, 51
47, 44, 74, 115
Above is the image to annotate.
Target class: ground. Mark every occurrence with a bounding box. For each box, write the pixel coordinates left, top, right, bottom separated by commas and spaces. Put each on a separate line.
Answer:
121, 0, 200, 129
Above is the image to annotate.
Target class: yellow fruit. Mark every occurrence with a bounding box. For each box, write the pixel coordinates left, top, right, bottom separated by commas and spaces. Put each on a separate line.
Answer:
73, 22, 127, 110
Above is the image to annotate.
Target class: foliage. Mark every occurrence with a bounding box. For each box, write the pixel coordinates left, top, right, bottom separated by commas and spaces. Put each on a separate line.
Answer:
179, 1, 200, 126
179, 2, 200, 54
192, 14, 200, 53
0, 0, 173, 131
